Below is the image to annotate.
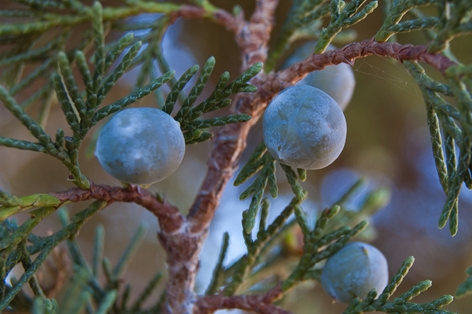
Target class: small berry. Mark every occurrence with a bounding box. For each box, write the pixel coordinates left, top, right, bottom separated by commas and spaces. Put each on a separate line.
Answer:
263, 85, 347, 170
95, 108, 185, 185
321, 242, 389, 303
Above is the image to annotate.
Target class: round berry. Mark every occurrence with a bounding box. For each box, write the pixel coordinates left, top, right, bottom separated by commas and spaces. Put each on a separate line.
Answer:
321, 242, 389, 303
281, 42, 356, 110
263, 85, 347, 170
95, 108, 185, 185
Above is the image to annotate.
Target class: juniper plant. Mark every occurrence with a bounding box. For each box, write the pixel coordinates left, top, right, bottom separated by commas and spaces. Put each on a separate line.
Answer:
0, 0, 471, 313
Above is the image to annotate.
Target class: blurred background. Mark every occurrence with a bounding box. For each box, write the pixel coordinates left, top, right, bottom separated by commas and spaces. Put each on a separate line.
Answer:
1, 0, 472, 313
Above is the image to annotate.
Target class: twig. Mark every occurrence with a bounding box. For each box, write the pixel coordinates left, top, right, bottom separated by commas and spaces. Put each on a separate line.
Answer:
194, 284, 288, 314
265, 39, 458, 93
188, 0, 278, 231
51, 183, 183, 233
236, 0, 279, 70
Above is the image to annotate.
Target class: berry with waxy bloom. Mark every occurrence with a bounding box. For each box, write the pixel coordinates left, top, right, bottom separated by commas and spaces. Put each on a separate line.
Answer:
263, 85, 347, 170
320, 242, 389, 303
95, 107, 185, 185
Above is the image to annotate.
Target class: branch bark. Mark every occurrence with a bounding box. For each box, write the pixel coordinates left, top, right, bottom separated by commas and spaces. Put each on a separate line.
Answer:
162, 2, 279, 313
260, 39, 458, 97
188, 0, 278, 230
51, 183, 183, 233
194, 284, 288, 314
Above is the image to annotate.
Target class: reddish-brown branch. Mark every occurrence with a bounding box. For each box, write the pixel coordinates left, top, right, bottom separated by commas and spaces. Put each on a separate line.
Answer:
50, 183, 183, 233
194, 284, 288, 314
158, 223, 208, 313
187, 0, 278, 232
169, 1, 277, 70
168, 5, 207, 22
237, 0, 279, 70
263, 39, 458, 94
166, 5, 239, 33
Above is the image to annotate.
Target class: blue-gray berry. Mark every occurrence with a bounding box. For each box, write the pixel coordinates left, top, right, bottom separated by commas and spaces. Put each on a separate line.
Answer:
95, 108, 185, 185
321, 242, 389, 303
263, 85, 347, 170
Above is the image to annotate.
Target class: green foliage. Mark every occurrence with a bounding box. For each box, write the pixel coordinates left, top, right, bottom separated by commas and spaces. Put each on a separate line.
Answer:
0, 203, 106, 311
205, 232, 230, 296
167, 60, 261, 144
0, 0, 471, 312
5, 212, 165, 314
456, 267, 472, 298
223, 196, 305, 296
376, 0, 438, 42
0, 193, 61, 221
266, 0, 378, 71
234, 142, 315, 236
404, 60, 471, 236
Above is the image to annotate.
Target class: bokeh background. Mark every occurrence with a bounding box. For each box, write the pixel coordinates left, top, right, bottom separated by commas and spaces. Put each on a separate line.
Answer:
1, 0, 472, 313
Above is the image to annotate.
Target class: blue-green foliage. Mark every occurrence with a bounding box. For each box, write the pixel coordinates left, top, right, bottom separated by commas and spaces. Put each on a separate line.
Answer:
0, 0, 471, 313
